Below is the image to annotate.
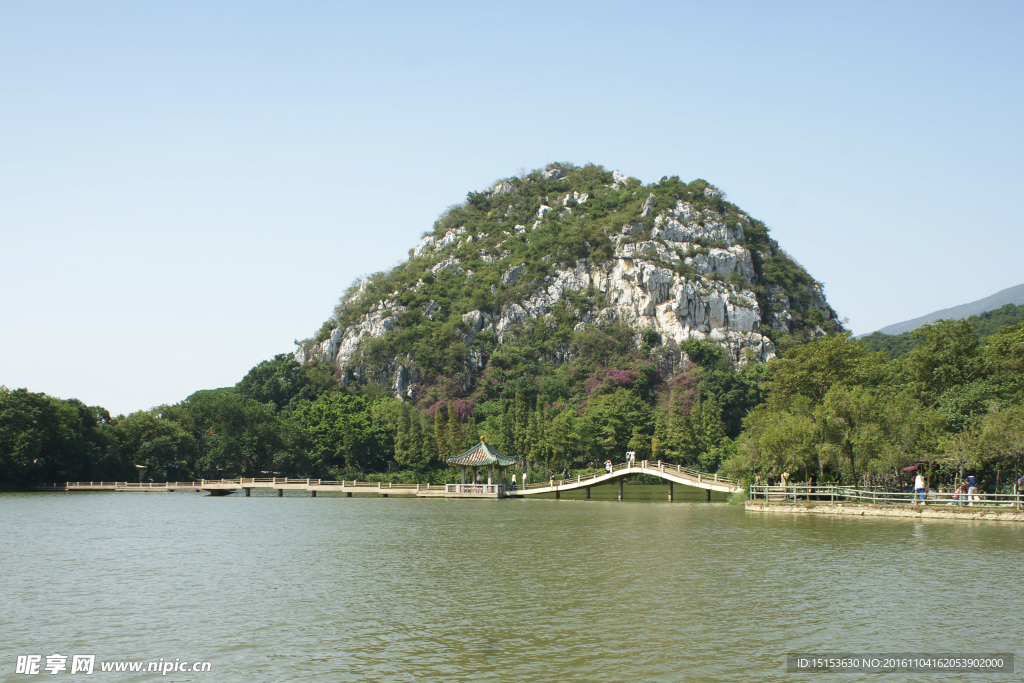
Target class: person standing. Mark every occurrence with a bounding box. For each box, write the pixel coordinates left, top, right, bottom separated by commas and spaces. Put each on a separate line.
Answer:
967, 475, 979, 506
511, 473, 517, 491
914, 471, 926, 505
522, 471, 528, 490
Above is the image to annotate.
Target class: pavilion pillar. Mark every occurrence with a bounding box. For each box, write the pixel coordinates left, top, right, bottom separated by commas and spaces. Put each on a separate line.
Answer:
461, 466, 466, 485
618, 479, 624, 500
668, 481, 673, 501
488, 466, 493, 486
473, 467, 478, 485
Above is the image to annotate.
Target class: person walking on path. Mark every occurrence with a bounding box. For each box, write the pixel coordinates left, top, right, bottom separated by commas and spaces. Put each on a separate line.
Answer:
511, 473, 517, 491
914, 471, 926, 505
605, 460, 613, 474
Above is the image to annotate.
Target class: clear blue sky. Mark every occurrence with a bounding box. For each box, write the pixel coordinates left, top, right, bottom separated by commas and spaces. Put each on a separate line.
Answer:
2, 1, 1022, 415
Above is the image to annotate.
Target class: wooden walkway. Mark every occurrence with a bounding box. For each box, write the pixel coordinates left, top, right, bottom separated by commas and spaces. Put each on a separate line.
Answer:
30, 460, 741, 499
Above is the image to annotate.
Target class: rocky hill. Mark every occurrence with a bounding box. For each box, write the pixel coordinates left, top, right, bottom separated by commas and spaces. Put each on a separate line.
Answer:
297, 164, 840, 403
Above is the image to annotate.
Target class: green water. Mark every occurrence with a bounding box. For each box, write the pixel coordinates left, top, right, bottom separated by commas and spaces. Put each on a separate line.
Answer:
2, 486, 1021, 682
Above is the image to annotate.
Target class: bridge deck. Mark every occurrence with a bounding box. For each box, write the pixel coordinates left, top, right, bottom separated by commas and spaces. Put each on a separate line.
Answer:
30, 461, 741, 498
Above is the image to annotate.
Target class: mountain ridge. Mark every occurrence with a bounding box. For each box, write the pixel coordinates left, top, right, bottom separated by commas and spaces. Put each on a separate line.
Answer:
873, 283, 1024, 336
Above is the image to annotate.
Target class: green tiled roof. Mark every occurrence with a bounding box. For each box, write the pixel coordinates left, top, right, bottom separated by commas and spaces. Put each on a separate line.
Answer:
446, 441, 518, 467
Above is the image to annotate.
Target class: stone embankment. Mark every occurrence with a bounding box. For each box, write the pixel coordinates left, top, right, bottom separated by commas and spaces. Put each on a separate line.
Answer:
745, 501, 1024, 523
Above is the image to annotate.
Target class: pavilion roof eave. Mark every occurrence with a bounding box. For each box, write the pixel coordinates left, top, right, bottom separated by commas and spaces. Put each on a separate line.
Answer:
445, 442, 518, 467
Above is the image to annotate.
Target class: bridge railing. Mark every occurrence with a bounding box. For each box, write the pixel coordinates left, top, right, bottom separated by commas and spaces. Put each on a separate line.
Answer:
749, 485, 1024, 509
446, 484, 502, 494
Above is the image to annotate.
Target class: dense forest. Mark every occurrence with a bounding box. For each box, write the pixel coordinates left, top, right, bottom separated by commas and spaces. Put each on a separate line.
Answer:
3, 165, 1022, 492
4, 318, 1022, 492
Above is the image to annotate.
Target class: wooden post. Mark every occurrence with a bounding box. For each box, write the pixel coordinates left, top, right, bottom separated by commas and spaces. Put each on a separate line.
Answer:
705, 488, 711, 502
585, 487, 591, 500
668, 481, 673, 501
245, 488, 251, 497
311, 490, 316, 497
555, 489, 560, 499
278, 488, 283, 497
618, 479, 624, 500
346, 492, 352, 497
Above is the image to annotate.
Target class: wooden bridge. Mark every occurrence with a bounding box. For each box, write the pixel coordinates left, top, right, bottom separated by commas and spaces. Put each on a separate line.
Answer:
30, 460, 741, 499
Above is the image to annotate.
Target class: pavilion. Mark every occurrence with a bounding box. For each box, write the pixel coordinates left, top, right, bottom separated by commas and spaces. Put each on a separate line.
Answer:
446, 437, 518, 490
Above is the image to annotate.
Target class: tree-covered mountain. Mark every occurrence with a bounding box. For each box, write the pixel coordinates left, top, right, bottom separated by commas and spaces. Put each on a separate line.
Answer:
297, 163, 840, 407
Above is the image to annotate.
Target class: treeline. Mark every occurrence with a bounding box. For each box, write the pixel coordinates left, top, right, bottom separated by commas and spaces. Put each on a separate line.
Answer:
4, 321, 1022, 492
0, 334, 755, 484
729, 320, 1024, 491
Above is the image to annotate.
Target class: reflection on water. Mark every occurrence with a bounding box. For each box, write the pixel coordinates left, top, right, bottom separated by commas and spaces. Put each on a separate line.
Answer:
2, 487, 1021, 681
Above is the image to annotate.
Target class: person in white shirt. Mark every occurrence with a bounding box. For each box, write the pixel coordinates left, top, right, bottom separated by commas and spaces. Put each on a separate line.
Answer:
914, 472, 926, 505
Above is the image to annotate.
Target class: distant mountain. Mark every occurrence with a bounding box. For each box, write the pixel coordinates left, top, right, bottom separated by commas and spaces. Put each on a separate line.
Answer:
859, 303, 1024, 358
875, 283, 1024, 336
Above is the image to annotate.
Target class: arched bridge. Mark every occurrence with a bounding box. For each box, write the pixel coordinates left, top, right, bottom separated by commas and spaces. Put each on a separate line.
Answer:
31, 460, 741, 499
506, 460, 742, 500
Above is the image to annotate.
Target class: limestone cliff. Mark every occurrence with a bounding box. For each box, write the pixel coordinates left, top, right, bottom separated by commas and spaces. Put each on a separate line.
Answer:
296, 164, 839, 399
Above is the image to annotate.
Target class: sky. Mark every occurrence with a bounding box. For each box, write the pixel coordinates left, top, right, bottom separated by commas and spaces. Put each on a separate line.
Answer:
2, 1, 1022, 416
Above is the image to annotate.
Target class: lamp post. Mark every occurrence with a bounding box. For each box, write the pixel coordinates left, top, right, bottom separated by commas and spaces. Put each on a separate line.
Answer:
135, 464, 147, 484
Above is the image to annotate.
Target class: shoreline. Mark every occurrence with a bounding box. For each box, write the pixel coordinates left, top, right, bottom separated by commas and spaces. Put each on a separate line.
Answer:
745, 500, 1024, 523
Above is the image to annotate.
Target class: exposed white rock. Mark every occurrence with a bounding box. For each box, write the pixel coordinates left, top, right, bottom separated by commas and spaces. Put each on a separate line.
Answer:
684, 245, 755, 280
537, 205, 552, 218
613, 170, 628, 185
434, 227, 466, 251
461, 309, 491, 344
650, 200, 745, 245
413, 235, 435, 256
503, 263, 526, 285
543, 168, 565, 179
640, 193, 656, 217
431, 257, 461, 275
488, 180, 514, 196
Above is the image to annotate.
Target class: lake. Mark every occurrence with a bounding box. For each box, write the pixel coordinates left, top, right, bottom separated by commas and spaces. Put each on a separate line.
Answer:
2, 486, 1021, 681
